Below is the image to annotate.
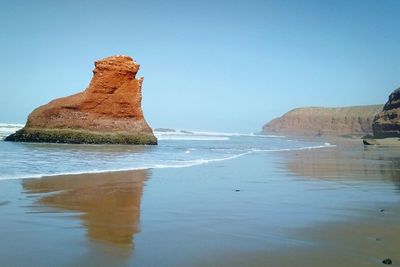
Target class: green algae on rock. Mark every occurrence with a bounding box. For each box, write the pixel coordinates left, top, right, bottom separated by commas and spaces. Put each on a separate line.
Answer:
5, 128, 157, 145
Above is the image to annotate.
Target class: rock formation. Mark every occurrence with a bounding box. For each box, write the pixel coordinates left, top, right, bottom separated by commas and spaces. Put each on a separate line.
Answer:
6, 55, 157, 144
263, 105, 383, 137
372, 88, 400, 138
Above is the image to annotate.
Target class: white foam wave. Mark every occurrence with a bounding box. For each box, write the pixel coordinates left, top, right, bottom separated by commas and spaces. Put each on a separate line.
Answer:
0, 123, 25, 128
185, 130, 285, 138
154, 130, 230, 141
0, 123, 24, 139
156, 135, 229, 141
154, 129, 284, 141
0, 143, 335, 181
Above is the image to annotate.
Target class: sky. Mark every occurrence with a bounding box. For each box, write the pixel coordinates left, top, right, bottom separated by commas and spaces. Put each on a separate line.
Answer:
0, 0, 399, 132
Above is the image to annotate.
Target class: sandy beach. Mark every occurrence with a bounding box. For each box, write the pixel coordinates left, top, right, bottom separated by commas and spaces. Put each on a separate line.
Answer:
0, 140, 399, 266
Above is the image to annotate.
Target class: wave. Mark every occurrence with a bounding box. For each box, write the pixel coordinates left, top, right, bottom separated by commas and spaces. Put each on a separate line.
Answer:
153, 129, 284, 141
0, 123, 25, 127
154, 130, 230, 141
1, 124, 282, 141
0, 123, 24, 139
0, 143, 335, 181
190, 131, 285, 138
156, 135, 229, 141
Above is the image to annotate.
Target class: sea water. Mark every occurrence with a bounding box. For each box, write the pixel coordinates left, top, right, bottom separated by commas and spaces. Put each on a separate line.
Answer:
0, 123, 333, 180
2, 124, 400, 267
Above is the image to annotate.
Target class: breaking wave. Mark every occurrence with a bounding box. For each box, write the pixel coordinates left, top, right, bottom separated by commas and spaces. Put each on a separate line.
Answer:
153, 129, 284, 141
0, 123, 24, 139
0, 123, 336, 180
0, 143, 335, 180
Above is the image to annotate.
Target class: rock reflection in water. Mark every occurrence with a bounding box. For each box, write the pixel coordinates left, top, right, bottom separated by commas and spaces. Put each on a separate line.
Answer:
22, 170, 148, 247
284, 141, 400, 187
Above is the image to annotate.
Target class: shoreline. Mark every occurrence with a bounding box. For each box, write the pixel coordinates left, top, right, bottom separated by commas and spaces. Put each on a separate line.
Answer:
0, 141, 336, 181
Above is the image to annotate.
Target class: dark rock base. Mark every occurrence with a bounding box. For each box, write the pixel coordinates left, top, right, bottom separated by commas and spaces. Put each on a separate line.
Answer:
362, 137, 400, 146
372, 124, 400, 138
5, 128, 158, 145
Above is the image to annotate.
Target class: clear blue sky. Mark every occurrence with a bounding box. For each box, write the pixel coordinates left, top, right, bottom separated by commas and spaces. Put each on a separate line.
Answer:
1, 0, 399, 132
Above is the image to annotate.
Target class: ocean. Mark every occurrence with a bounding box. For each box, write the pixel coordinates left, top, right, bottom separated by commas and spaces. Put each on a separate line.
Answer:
1, 123, 400, 267
0, 123, 333, 180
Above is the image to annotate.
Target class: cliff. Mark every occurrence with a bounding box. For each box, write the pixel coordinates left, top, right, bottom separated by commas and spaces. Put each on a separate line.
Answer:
372, 88, 400, 138
6, 55, 157, 144
263, 105, 383, 137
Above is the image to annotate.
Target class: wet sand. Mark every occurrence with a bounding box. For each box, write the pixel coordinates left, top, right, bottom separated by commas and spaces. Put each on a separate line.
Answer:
198, 140, 400, 267
0, 139, 399, 266
196, 208, 400, 267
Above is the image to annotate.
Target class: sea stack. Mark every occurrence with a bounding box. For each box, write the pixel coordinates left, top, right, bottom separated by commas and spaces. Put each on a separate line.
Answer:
262, 105, 383, 137
372, 88, 400, 138
363, 87, 400, 145
5, 56, 157, 145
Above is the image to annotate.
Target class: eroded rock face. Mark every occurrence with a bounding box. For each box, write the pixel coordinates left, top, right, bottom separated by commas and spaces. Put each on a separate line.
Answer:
263, 105, 383, 137
373, 88, 400, 138
6, 56, 157, 144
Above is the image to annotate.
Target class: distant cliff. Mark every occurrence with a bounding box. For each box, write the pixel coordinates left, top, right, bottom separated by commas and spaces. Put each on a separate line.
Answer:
263, 105, 383, 137
373, 88, 400, 138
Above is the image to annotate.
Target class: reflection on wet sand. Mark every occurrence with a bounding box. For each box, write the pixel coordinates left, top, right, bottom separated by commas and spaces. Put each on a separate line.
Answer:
285, 141, 400, 186
22, 170, 148, 248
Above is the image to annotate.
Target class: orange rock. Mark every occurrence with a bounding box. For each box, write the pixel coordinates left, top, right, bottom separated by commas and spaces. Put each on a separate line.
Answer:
6, 56, 157, 144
